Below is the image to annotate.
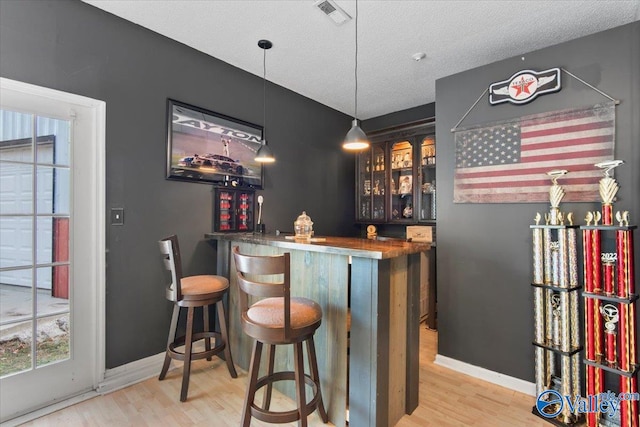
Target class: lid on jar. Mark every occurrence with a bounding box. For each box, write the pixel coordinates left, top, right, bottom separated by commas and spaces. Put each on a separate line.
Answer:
295, 211, 313, 226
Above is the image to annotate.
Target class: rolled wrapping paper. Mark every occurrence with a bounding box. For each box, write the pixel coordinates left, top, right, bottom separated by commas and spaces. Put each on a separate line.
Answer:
617, 229, 633, 298
558, 229, 568, 288
546, 290, 556, 379
593, 230, 602, 292
545, 288, 553, 344
594, 300, 604, 359
584, 229, 596, 363
561, 293, 570, 353
631, 301, 638, 367
533, 229, 543, 284
571, 352, 580, 407
535, 347, 545, 397
560, 357, 572, 423
603, 203, 613, 225
618, 303, 629, 371
586, 365, 597, 427
552, 247, 560, 286
620, 376, 628, 427
628, 231, 636, 295
568, 228, 579, 287
605, 329, 617, 365
534, 288, 544, 343
631, 376, 639, 427
619, 231, 638, 427
604, 261, 615, 296
584, 230, 594, 292
544, 229, 553, 284
553, 308, 561, 347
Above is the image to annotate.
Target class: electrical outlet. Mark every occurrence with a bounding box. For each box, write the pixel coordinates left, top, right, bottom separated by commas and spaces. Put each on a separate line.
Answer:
111, 208, 124, 226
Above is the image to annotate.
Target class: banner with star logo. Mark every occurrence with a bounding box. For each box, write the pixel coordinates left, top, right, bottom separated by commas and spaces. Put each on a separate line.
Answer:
489, 68, 561, 105
453, 102, 615, 203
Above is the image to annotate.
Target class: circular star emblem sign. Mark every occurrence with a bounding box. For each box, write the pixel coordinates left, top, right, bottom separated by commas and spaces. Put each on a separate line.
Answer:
508, 73, 538, 101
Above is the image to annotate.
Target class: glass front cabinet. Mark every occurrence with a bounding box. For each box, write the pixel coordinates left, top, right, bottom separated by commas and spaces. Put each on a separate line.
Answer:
213, 188, 255, 232
355, 121, 435, 225
356, 144, 387, 222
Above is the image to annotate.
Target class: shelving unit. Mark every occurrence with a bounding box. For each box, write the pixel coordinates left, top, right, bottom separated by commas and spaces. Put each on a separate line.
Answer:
213, 188, 255, 232
530, 173, 582, 426
530, 224, 583, 426
355, 120, 436, 225
355, 120, 437, 329
356, 144, 386, 222
582, 221, 638, 427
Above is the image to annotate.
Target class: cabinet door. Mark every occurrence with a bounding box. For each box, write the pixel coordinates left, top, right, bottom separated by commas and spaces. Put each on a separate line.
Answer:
214, 189, 255, 231
216, 189, 236, 231
390, 140, 414, 222
356, 144, 387, 222
418, 135, 436, 221
236, 191, 254, 231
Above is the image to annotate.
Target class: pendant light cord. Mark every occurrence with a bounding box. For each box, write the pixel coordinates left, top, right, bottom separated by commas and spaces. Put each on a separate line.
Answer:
354, 0, 359, 120
263, 46, 267, 141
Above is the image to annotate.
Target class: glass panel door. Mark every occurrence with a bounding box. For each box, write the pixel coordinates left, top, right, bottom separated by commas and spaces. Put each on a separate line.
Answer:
0, 111, 71, 377
237, 191, 254, 231
1, 79, 103, 422
419, 136, 436, 221
356, 149, 372, 222
371, 145, 386, 221
390, 141, 413, 221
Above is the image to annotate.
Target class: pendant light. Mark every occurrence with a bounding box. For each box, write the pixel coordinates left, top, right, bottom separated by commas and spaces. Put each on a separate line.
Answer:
255, 39, 276, 163
342, 0, 370, 151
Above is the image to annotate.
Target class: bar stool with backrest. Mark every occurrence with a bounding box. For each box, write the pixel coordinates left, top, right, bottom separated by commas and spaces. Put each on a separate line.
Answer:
158, 235, 237, 402
232, 246, 328, 427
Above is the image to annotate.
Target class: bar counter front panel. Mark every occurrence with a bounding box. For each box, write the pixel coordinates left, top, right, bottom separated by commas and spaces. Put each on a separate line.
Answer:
207, 234, 430, 427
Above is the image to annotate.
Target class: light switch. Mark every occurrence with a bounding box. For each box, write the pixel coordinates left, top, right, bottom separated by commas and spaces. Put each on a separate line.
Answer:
111, 208, 124, 226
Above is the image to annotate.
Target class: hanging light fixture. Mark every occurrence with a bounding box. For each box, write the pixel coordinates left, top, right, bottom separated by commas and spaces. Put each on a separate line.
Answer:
255, 39, 276, 163
342, 0, 370, 151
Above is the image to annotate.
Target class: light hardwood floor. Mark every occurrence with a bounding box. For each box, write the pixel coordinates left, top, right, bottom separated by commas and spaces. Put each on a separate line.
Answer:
22, 328, 545, 426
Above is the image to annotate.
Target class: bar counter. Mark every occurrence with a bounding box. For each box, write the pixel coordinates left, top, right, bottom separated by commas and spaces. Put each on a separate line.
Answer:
206, 233, 431, 427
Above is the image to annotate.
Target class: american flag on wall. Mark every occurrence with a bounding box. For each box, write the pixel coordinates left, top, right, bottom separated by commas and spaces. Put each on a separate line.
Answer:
453, 102, 615, 203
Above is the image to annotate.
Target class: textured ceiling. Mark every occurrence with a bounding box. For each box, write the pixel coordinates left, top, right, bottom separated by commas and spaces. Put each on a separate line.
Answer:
83, 0, 640, 119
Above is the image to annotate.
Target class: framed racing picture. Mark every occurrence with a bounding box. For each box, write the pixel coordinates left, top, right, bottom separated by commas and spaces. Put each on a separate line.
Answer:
166, 99, 264, 188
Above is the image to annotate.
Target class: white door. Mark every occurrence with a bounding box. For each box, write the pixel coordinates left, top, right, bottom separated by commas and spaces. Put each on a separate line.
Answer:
0, 78, 105, 422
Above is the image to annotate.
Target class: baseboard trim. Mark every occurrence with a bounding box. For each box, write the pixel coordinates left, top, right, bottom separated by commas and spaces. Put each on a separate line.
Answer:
1, 390, 99, 427
434, 354, 536, 396
97, 351, 167, 394
1, 353, 167, 426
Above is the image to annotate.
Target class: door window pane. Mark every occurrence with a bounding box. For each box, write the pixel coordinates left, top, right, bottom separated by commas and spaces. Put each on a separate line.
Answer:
0, 320, 33, 377
0, 163, 33, 215
35, 166, 69, 215
36, 266, 70, 313
0, 269, 33, 324
37, 116, 70, 166
36, 314, 69, 368
0, 110, 33, 162
0, 216, 33, 269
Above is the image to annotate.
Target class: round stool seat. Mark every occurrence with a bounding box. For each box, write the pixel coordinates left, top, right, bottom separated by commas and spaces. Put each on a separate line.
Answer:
180, 275, 229, 297
247, 297, 322, 329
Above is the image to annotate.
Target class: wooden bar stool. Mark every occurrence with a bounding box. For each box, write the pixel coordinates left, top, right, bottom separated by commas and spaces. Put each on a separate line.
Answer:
232, 246, 328, 427
158, 235, 237, 402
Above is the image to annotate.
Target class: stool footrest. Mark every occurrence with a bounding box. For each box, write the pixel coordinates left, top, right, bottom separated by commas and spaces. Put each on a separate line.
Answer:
250, 371, 322, 424
167, 331, 226, 362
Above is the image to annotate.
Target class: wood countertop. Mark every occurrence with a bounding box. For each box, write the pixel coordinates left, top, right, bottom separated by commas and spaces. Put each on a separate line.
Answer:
205, 233, 430, 260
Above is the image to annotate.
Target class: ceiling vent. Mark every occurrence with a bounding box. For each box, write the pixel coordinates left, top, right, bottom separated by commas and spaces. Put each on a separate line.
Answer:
314, 0, 351, 25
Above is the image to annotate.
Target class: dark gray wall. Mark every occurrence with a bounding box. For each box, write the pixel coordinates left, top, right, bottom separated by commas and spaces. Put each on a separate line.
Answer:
0, 0, 355, 368
435, 22, 640, 381
363, 103, 435, 133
